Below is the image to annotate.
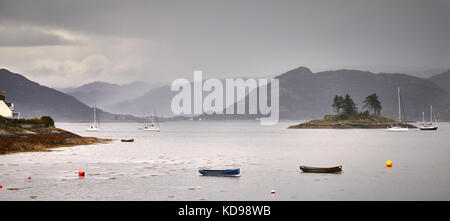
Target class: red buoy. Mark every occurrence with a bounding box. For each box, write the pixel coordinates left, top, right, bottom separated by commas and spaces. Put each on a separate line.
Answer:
28, 176, 31, 179
0, 185, 3, 189
78, 170, 85, 177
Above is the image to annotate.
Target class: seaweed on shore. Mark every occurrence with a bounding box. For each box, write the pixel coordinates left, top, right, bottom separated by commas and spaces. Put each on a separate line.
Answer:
0, 128, 111, 154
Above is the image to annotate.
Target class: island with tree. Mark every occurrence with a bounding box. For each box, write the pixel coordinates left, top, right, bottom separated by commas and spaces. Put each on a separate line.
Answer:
288, 93, 417, 129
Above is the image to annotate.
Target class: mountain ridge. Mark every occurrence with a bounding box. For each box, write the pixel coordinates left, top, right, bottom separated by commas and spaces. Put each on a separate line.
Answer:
0, 68, 126, 121
2, 67, 450, 121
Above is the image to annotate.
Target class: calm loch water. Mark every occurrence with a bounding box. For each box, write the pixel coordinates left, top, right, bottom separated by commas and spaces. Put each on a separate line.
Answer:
0, 121, 449, 200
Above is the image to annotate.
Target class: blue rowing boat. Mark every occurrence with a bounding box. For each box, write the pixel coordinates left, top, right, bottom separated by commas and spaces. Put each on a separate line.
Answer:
198, 168, 240, 176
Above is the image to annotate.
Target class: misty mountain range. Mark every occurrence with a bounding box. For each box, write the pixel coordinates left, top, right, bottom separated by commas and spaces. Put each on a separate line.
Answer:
0, 68, 140, 121
1, 66, 450, 122
275, 67, 450, 120
59, 81, 160, 111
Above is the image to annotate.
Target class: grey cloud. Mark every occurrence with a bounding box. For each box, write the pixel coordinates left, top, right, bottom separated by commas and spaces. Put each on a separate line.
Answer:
0, 25, 78, 47
0, 0, 449, 84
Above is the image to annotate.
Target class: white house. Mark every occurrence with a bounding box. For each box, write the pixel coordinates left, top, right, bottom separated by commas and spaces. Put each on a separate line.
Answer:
0, 92, 20, 119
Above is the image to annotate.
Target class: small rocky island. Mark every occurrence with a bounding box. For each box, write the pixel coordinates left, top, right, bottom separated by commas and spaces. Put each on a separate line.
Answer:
0, 116, 110, 154
289, 93, 417, 129
288, 115, 417, 129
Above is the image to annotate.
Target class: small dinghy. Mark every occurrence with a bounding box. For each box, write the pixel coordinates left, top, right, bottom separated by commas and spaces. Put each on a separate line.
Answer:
300, 165, 342, 173
121, 139, 134, 142
199, 168, 240, 176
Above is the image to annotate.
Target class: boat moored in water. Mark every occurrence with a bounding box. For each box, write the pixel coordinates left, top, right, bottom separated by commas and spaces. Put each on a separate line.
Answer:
143, 108, 160, 132
419, 125, 438, 131
198, 168, 240, 176
121, 139, 134, 142
86, 104, 100, 132
387, 126, 409, 132
299, 165, 342, 173
387, 87, 408, 132
419, 105, 438, 131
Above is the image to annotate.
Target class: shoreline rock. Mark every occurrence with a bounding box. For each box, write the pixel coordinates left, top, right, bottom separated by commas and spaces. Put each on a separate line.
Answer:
0, 128, 111, 154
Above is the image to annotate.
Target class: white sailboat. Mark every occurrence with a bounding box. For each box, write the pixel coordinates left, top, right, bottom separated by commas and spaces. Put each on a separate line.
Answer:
419, 105, 438, 131
86, 104, 100, 132
387, 87, 409, 132
143, 109, 160, 132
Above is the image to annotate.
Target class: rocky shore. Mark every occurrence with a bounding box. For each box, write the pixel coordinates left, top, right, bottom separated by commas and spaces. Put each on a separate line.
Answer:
288, 122, 417, 129
0, 127, 111, 154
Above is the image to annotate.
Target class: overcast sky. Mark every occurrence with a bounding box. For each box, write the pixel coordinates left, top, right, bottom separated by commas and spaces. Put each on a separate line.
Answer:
0, 0, 449, 87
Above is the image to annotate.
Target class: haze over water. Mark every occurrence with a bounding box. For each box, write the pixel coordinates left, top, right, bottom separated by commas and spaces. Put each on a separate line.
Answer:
1, 121, 449, 200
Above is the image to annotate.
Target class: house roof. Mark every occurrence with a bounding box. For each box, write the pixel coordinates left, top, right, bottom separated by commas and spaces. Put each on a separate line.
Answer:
0, 92, 13, 108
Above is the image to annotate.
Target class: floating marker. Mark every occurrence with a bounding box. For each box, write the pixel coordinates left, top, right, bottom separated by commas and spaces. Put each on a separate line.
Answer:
271, 190, 276, 194
78, 170, 85, 177
0, 185, 2, 189
28, 176, 31, 179
386, 161, 393, 168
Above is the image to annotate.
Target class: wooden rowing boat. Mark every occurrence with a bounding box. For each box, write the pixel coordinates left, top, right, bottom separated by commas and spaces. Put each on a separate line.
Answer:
198, 168, 240, 176
299, 165, 342, 173
121, 139, 134, 142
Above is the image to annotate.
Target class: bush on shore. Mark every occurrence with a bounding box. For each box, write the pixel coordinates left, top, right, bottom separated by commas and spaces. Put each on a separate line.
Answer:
0, 116, 55, 128
320, 111, 395, 123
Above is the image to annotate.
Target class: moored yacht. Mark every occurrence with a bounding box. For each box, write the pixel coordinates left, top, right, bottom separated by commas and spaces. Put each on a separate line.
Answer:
86, 104, 100, 132
143, 108, 160, 132
419, 105, 438, 131
387, 87, 408, 132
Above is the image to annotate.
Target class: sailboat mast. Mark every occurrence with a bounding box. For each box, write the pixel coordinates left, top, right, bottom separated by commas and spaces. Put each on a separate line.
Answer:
93, 104, 97, 124
153, 108, 160, 127
433, 109, 438, 127
430, 105, 433, 123
398, 87, 402, 123
422, 112, 425, 123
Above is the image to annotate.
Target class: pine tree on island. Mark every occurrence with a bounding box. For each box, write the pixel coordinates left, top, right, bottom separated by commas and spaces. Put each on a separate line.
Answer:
331, 93, 383, 121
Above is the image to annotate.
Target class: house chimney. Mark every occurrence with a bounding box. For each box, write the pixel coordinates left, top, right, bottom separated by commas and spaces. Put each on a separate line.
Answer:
0, 91, 5, 101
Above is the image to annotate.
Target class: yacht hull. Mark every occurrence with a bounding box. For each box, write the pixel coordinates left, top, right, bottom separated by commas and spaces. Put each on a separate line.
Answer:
387, 127, 409, 132
419, 127, 438, 131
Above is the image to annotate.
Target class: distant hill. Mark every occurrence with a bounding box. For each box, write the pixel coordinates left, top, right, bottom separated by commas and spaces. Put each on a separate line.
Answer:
0, 68, 127, 121
109, 85, 175, 117
108, 79, 250, 117
429, 70, 450, 94
60, 81, 157, 113
201, 67, 450, 121
112, 66, 450, 121
4, 66, 450, 122
273, 67, 450, 120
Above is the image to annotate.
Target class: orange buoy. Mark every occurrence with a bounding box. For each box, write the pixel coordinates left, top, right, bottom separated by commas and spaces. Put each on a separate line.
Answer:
386, 161, 393, 168
78, 170, 85, 177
